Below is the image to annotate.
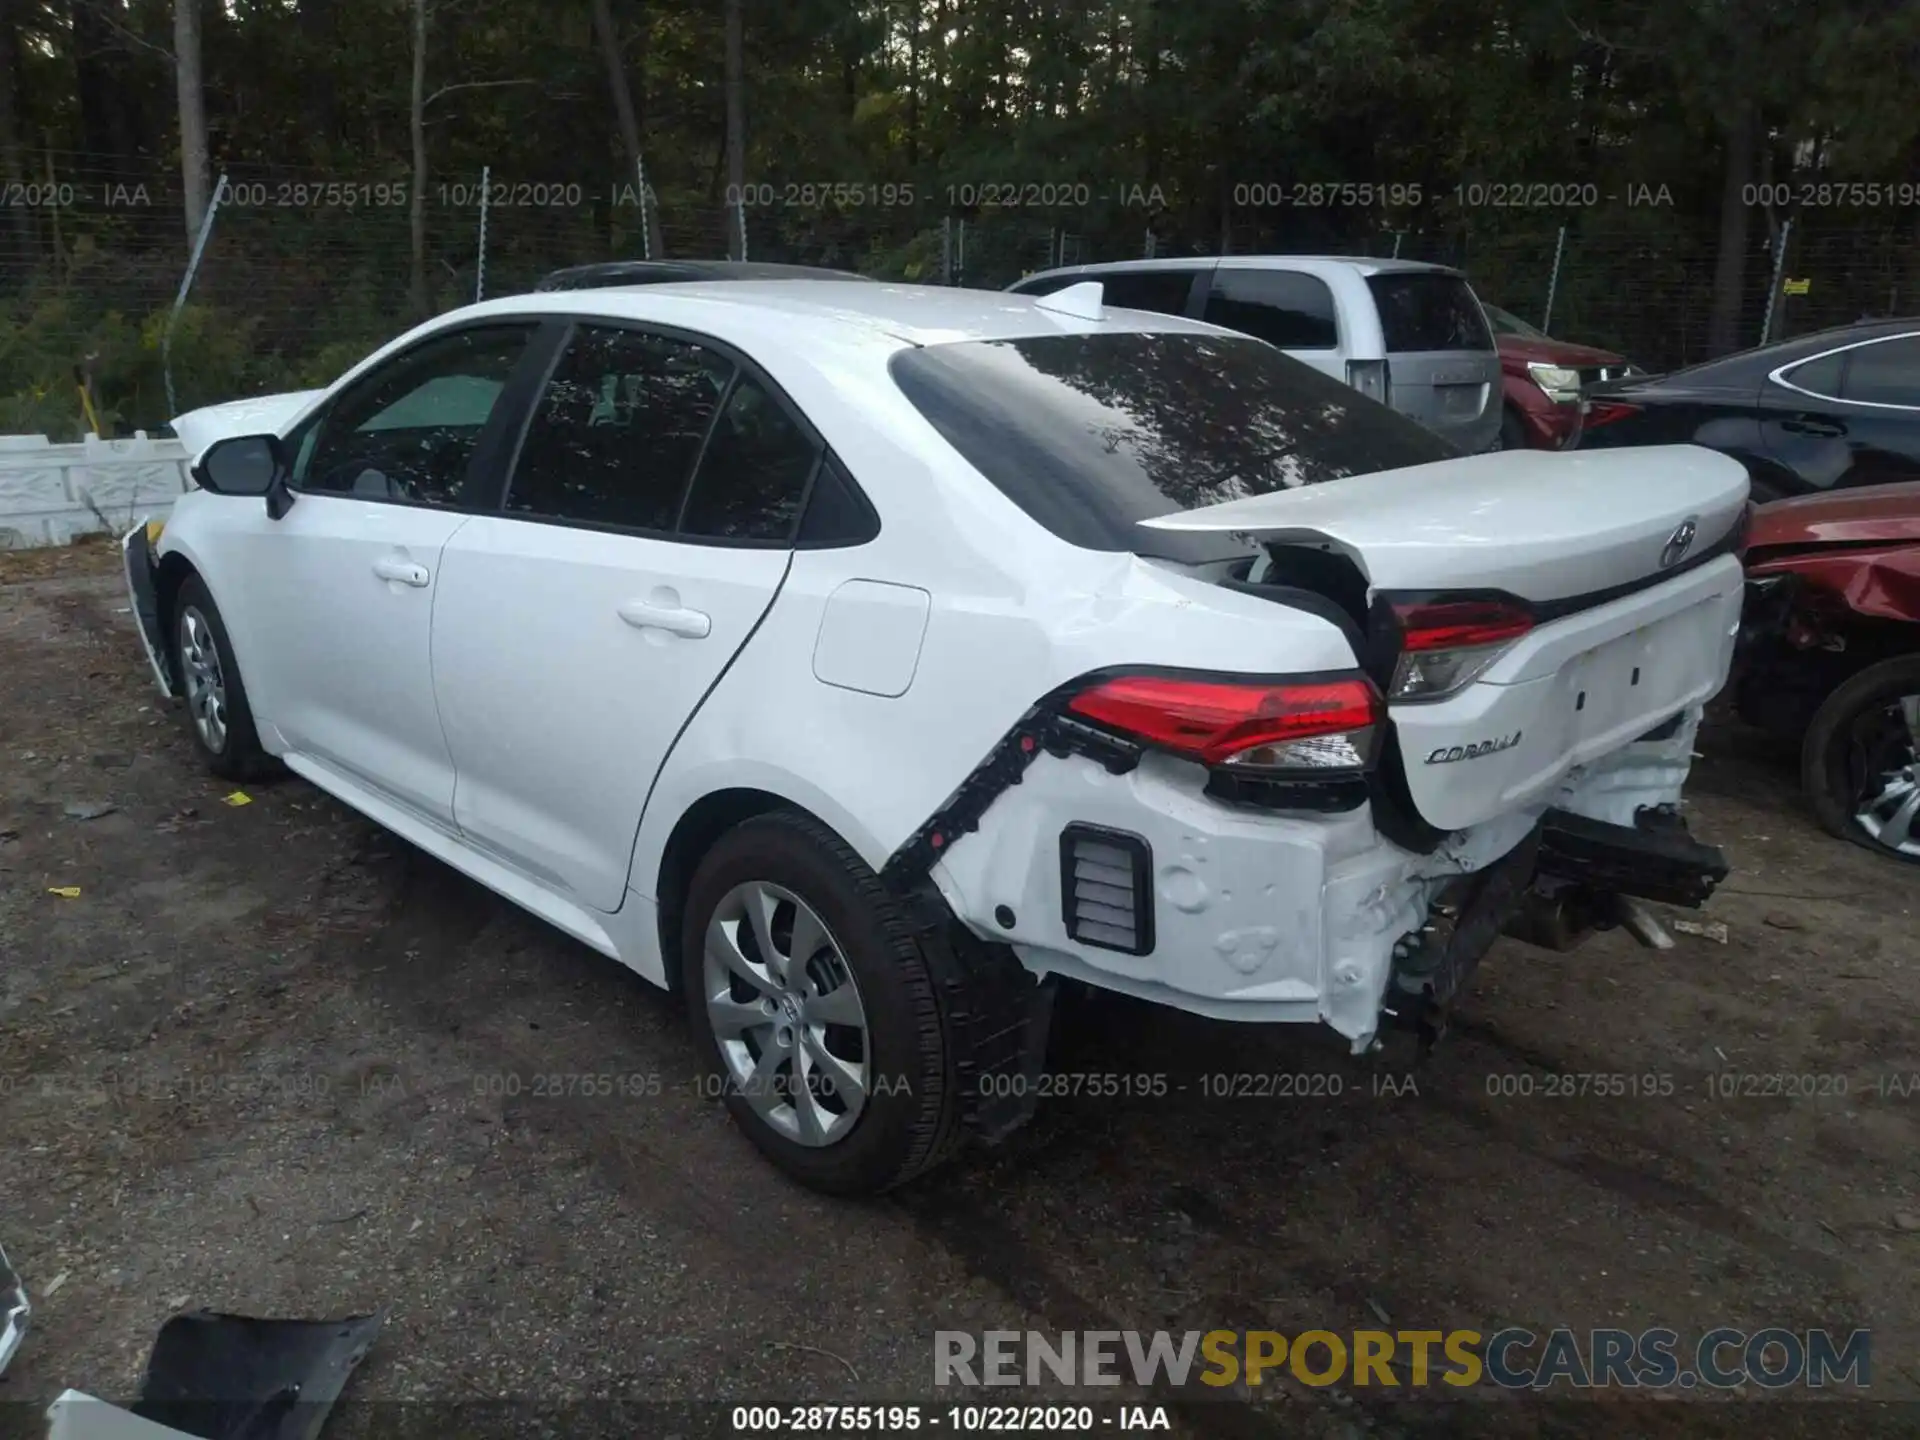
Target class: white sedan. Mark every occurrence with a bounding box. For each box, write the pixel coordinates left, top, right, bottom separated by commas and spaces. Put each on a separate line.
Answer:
126, 279, 1748, 1194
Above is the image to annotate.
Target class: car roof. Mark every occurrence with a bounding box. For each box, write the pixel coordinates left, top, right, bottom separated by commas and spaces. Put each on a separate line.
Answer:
453, 279, 1227, 351
533, 259, 871, 291
1016, 254, 1464, 282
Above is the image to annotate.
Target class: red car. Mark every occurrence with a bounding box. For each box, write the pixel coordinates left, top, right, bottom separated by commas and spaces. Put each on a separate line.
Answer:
1736, 482, 1920, 863
1483, 304, 1638, 451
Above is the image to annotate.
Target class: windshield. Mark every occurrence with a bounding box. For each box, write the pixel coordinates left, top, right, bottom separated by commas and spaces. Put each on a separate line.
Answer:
1485, 304, 1546, 339
889, 331, 1457, 564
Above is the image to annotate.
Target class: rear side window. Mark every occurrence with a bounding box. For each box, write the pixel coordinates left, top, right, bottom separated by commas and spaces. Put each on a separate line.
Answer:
889, 332, 1454, 564
1203, 269, 1339, 350
1842, 336, 1920, 407
1366, 273, 1494, 352
1098, 270, 1200, 316
1785, 351, 1846, 399
506, 326, 733, 530
678, 376, 820, 540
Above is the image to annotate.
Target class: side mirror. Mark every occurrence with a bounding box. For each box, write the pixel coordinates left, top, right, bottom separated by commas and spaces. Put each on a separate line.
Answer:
192, 433, 296, 519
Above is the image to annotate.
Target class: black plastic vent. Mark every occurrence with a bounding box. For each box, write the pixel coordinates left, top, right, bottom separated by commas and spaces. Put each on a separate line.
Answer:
1059, 824, 1154, 956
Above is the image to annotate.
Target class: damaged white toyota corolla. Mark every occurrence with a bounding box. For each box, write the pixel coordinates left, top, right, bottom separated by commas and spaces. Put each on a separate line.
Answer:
125, 279, 1747, 1194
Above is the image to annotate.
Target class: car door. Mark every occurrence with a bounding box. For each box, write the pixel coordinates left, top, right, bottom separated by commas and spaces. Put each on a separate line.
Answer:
227, 322, 540, 825
1762, 331, 1920, 492
430, 322, 817, 910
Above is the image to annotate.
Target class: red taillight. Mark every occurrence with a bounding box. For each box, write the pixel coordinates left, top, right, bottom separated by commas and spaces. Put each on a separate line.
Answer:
1582, 399, 1641, 430
1392, 598, 1535, 652
1389, 597, 1535, 700
1065, 673, 1383, 770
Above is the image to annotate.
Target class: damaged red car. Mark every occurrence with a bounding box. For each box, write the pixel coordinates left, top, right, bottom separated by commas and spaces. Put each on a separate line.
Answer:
1737, 482, 1920, 862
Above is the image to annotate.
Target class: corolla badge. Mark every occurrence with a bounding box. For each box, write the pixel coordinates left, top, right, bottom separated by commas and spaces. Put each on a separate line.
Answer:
1660, 516, 1699, 569
1426, 731, 1522, 765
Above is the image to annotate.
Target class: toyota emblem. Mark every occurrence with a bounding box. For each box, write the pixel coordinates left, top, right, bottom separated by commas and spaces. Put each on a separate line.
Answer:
1659, 517, 1698, 569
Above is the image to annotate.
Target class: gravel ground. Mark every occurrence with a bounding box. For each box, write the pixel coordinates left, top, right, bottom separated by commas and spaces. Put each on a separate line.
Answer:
1, 543, 1916, 1439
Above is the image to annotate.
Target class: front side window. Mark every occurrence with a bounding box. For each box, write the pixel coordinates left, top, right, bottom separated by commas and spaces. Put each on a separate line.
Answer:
506, 326, 735, 530
1203, 269, 1339, 350
291, 325, 532, 506
678, 377, 820, 541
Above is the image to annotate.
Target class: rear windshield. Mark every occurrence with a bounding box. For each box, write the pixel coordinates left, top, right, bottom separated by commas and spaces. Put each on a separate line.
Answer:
888, 331, 1456, 563
1366, 273, 1494, 352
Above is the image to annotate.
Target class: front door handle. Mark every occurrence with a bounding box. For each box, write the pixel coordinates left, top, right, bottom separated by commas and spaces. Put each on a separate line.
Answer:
618, 599, 712, 639
373, 556, 431, 587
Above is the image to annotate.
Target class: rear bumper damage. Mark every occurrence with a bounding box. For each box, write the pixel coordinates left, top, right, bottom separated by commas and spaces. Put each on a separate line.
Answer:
924, 703, 1724, 1053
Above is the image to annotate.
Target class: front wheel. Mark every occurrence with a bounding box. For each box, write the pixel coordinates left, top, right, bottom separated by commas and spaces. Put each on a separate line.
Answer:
1801, 654, 1920, 865
172, 575, 273, 781
681, 811, 960, 1194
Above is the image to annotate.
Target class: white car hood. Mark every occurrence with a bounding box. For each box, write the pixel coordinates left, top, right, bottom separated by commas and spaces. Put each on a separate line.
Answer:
171, 389, 325, 459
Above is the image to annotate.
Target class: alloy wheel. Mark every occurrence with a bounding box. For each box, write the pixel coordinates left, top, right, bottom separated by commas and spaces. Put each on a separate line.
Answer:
179, 606, 229, 754
702, 880, 872, 1147
1849, 692, 1920, 859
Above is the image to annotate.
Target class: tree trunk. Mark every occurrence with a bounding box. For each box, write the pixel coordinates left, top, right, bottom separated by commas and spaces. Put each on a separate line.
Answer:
904, 0, 918, 166
1706, 103, 1756, 357
592, 0, 663, 258
409, 0, 429, 315
0, 0, 30, 249
723, 0, 744, 259
175, 0, 211, 253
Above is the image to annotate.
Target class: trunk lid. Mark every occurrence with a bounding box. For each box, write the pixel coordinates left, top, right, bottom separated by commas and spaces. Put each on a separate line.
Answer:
1141, 444, 1752, 832
1138, 444, 1749, 602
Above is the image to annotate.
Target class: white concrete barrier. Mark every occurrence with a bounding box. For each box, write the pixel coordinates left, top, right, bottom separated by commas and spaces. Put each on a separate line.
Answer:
0, 433, 193, 550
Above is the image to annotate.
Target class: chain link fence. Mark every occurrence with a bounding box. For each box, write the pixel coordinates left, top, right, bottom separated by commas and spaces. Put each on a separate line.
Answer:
5, 150, 1915, 441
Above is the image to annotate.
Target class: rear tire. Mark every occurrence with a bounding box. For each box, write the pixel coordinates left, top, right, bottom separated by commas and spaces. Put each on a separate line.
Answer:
172, 575, 273, 782
1800, 654, 1920, 865
681, 811, 960, 1194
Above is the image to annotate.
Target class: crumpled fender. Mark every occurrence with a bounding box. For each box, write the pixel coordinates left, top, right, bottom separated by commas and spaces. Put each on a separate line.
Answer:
1751, 544, 1920, 625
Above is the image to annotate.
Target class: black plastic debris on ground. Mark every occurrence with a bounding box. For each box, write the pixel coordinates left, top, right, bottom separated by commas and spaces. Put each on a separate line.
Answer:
132, 1311, 384, 1440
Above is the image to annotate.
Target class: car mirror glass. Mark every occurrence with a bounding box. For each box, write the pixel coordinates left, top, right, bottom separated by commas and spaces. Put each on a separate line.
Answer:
195, 434, 283, 497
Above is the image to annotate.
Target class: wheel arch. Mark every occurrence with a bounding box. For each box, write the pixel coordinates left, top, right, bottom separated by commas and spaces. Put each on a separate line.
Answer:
649, 784, 879, 994
154, 548, 201, 645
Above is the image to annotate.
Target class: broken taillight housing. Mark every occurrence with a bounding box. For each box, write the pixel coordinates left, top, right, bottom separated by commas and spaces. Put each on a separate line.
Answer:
1388, 597, 1536, 701
1581, 399, 1641, 431
1065, 672, 1384, 775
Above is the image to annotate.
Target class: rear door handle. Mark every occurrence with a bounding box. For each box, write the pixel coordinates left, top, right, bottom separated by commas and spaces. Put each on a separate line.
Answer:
1780, 415, 1846, 438
372, 556, 431, 587
618, 599, 712, 639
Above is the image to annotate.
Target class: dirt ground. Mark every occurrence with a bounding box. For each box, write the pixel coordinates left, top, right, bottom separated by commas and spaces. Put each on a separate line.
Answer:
1, 542, 1917, 1439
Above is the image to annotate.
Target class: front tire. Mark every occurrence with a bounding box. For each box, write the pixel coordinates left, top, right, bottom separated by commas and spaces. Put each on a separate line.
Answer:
172, 575, 271, 781
1801, 654, 1920, 865
681, 811, 959, 1194
1499, 407, 1531, 451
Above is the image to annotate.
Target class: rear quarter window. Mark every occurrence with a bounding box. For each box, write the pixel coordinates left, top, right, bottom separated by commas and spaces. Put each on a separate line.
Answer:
1366, 273, 1494, 352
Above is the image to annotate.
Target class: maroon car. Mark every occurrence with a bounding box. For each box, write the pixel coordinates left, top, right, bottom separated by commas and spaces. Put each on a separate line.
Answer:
1736, 482, 1920, 863
1483, 304, 1637, 451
